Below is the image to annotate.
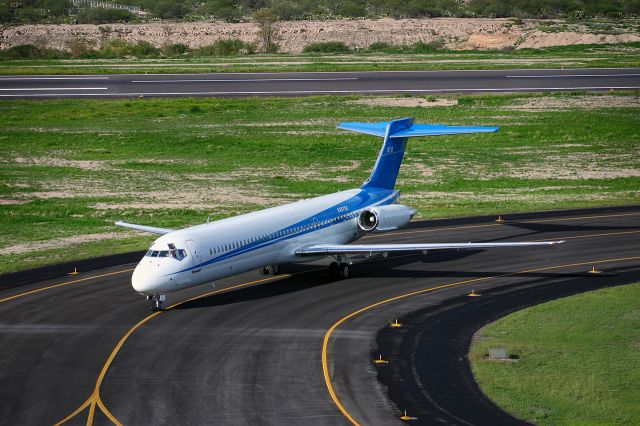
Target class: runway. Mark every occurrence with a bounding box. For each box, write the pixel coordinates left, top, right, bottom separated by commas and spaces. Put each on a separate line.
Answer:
0, 206, 639, 425
0, 68, 639, 98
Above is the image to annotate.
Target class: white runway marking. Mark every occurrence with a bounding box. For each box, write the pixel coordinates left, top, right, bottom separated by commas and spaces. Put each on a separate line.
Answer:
506, 73, 640, 78
0, 87, 108, 91
0, 86, 638, 97
0, 77, 109, 80
131, 77, 358, 83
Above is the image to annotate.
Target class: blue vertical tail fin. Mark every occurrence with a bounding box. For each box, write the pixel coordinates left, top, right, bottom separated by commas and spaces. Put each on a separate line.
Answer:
337, 118, 499, 190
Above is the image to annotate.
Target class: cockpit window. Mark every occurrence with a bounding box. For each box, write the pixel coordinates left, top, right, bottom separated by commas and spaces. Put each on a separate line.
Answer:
146, 247, 187, 259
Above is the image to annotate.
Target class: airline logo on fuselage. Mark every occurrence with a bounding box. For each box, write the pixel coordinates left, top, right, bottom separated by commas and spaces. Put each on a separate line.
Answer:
337, 205, 349, 213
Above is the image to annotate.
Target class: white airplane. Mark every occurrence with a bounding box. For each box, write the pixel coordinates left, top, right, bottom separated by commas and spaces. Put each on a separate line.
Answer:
116, 118, 564, 311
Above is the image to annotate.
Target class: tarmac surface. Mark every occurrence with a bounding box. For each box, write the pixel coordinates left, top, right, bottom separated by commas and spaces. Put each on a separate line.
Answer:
0, 68, 639, 98
0, 205, 639, 425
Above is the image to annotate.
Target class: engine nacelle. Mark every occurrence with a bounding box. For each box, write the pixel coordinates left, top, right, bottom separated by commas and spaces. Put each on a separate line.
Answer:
358, 204, 415, 232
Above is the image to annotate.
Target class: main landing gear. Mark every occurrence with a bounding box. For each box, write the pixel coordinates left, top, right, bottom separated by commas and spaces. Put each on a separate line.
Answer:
259, 265, 280, 275
148, 294, 166, 311
329, 256, 352, 280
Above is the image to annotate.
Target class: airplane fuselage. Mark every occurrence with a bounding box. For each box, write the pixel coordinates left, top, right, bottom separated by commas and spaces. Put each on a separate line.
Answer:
132, 187, 399, 295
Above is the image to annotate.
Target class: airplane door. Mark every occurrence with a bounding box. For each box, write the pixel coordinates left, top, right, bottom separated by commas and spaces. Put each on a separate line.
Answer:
185, 240, 202, 273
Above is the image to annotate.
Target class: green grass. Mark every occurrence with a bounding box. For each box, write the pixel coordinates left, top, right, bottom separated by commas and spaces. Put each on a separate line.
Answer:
1, 43, 639, 75
0, 91, 639, 274
469, 283, 640, 425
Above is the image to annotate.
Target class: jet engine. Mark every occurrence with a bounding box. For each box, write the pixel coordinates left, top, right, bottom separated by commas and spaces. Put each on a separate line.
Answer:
358, 204, 415, 232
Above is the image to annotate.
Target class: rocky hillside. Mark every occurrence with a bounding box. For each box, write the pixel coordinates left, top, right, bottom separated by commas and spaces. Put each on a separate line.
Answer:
1, 18, 639, 53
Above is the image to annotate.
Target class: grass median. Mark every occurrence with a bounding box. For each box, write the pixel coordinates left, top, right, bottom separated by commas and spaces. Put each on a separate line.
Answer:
469, 282, 640, 425
1, 43, 639, 75
0, 91, 639, 274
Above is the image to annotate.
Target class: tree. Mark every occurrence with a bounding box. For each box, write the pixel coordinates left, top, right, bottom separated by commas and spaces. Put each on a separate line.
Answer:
253, 8, 279, 53
151, 0, 189, 19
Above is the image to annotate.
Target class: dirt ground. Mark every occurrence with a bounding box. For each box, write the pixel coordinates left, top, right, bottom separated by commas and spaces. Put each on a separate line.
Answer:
2, 18, 639, 53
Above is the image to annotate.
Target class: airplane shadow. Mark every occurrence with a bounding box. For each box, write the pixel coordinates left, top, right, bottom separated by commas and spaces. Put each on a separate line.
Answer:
176, 249, 600, 310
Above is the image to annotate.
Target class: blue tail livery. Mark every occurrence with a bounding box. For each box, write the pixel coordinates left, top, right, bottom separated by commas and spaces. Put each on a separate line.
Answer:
338, 118, 498, 190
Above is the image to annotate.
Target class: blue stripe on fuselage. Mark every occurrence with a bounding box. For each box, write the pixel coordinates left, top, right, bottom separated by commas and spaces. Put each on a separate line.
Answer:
168, 187, 398, 275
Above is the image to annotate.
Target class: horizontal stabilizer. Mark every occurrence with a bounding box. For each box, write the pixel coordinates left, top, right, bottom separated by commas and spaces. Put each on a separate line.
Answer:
338, 120, 499, 139
296, 240, 564, 255
115, 221, 174, 235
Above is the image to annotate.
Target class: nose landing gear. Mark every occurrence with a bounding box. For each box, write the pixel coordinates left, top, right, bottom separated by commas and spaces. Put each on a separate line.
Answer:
147, 294, 166, 311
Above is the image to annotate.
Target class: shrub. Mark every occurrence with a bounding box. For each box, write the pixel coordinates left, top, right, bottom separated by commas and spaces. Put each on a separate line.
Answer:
129, 41, 160, 57
0, 44, 66, 59
150, 0, 189, 19
99, 39, 159, 58
161, 43, 190, 57
0, 3, 13, 22
201, 0, 243, 22
303, 41, 351, 53
410, 39, 445, 52
76, 8, 136, 24
366, 42, 402, 53
194, 39, 256, 56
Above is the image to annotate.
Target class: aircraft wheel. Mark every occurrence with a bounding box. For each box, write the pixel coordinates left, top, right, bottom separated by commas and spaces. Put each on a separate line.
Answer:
259, 267, 268, 275
151, 298, 164, 312
272, 264, 280, 274
339, 263, 350, 279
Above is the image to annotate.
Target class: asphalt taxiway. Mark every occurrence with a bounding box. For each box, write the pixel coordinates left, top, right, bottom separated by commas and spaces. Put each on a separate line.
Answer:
0, 206, 639, 425
0, 68, 639, 98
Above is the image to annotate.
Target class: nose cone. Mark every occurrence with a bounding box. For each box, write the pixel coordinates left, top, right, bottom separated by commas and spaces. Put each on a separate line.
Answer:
132, 262, 155, 295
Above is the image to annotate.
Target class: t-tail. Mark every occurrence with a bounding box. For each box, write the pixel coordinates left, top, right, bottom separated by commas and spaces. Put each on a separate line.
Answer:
338, 117, 499, 190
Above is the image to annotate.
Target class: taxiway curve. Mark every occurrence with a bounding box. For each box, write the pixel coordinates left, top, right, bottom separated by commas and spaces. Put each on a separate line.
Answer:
0, 68, 639, 98
0, 206, 639, 425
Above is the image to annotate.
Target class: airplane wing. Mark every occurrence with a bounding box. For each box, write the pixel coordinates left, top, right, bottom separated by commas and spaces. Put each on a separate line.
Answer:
295, 240, 564, 255
115, 221, 174, 235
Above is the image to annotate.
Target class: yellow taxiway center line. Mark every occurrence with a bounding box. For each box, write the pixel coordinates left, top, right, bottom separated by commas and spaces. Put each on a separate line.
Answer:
55, 274, 290, 426
322, 255, 640, 426
0, 269, 134, 304
531, 229, 640, 242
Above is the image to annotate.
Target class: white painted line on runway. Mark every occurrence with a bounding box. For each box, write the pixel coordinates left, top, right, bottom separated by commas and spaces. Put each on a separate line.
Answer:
507, 73, 640, 78
102, 67, 640, 76
0, 87, 108, 91
0, 86, 638, 97
0, 77, 109, 80
130, 77, 359, 83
